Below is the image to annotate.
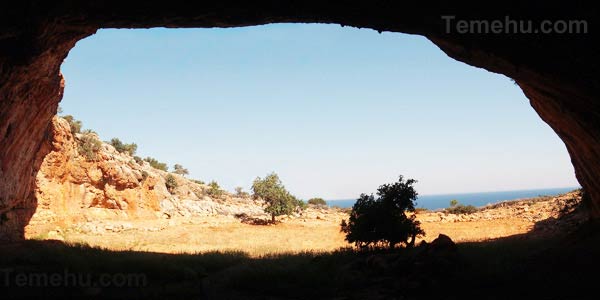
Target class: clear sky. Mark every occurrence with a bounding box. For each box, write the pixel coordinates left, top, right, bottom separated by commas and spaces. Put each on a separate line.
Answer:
59, 24, 579, 200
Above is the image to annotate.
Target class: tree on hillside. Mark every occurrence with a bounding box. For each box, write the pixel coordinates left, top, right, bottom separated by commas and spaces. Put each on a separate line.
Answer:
62, 115, 82, 134
165, 174, 178, 193
235, 187, 250, 198
109, 138, 138, 155
207, 180, 224, 198
143, 157, 168, 171
340, 175, 424, 249
252, 172, 298, 223
173, 164, 189, 176
308, 197, 327, 206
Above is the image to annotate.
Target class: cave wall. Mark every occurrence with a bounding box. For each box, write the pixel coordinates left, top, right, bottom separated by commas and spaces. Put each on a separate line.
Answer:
1, 1, 598, 240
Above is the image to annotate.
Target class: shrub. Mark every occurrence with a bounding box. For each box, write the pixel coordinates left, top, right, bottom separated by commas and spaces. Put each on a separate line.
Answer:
252, 172, 298, 223
109, 138, 137, 155
294, 198, 308, 210
77, 133, 102, 161
173, 164, 189, 176
141, 171, 149, 182
445, 199, 478, 214
62, 115, 82, 134
445, 204, 478, 214
340, 175, 425, 249
414, 207, 429, 213
165, 174, 178, 193
133, 156, 144, 165
191, 179, 205, 185
143, 157, 168, 171
207, 181, 224, 198
308, 198, 327, 206
450, 199, 459, 207
235, 187, 250, 198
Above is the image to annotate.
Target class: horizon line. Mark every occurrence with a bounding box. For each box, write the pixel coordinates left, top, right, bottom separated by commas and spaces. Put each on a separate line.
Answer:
326, 185, 581, 201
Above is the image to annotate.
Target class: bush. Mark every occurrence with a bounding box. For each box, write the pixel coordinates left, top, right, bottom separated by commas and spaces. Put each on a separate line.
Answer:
141, 171, 149, 182
294, 198, 308, 210
445, 199, 478, 214
340, 175, 425, 249
207, 181, 224, 198
109, 138, 137, 155
143, 157, 168, 171
235, 187, 250, 198
77, 133, 102, 161
165, 174, 178, 193
445, 204, 478, 214
252, 172, 297, 223
173, 164, 189, 176
62, 115, 82, 134
191, 179, 205, 185
133, 156, 144, 165
414, 207, 429, 213
308, 198, 327, 206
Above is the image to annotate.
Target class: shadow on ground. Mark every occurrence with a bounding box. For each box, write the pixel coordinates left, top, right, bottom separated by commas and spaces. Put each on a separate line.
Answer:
1, 206, 599, 299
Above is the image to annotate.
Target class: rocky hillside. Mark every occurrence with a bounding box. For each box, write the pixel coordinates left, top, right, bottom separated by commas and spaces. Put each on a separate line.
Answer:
27, 116, 264, 234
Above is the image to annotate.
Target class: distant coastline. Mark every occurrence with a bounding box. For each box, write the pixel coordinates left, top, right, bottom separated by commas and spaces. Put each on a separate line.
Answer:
327, 186, 580, 210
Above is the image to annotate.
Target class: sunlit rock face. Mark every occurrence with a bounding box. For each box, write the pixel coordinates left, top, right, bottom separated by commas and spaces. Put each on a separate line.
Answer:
0, 1, 598, 240
25, 116, 266, 238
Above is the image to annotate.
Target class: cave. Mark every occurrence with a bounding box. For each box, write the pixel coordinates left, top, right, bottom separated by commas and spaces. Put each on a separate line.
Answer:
0, 1, 598, 241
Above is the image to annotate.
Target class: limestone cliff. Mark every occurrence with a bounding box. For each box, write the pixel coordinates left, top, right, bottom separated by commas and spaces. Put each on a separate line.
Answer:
27, 116, 263, 235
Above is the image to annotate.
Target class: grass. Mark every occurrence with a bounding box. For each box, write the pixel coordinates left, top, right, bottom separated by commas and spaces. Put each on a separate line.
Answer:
4, 224, 600, 299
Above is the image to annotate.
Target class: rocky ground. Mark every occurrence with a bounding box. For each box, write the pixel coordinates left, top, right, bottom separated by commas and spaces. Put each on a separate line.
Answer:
25, 116, 587, 255
25, 190, 585, 256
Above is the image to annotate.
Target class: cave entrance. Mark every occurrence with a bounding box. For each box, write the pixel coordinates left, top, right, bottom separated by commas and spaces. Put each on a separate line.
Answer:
26, 24, 580, 251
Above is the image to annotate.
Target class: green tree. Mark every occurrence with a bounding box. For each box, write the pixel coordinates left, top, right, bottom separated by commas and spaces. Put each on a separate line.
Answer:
165, 174, 178, 193
235, 187, 250, 198
308, 198, 327, 206
207, 181, 224, 198
340, 175, 425, 249
445, 200, 478, 214
173, 164, 189, 176
62, 115, 82, 134
252, 172, 297, 223
109, 138, 137, 155
77, 132, 102, 161
143, 157, 168, 171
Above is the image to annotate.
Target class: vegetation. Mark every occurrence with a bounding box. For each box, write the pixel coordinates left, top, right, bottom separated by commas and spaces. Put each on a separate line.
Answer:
62, 115, 82, 134
165, 174, 178, 193
295, 198, 308, 210
143, 157, 168, 171
133, 155, 144, 165
141, 170, 149, 182
207, 181, 224, 198
252, 172, 299, 223
77, 132, 103, 161
173, 164, 189, 176
340, 175, 424, 249
414, 207, 429, 213
235, 187, 250, 198
445, 199, 478, 214
0, 230, 591, 300
108, 138, 138, 155
191, 179, 205, 185
308, 197, 327, 206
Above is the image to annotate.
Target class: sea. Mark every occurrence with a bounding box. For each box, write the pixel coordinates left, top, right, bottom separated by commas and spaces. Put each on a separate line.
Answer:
326, 186, 580, 210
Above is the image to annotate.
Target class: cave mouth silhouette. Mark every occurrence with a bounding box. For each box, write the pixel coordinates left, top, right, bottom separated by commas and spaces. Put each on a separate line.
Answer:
0, 2, 598, 242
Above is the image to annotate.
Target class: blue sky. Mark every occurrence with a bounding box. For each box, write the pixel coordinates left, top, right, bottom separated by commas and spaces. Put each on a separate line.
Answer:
59, 24, 579, 199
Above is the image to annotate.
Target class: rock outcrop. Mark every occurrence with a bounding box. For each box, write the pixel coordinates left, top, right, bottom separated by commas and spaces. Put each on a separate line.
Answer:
1, 1, 599, 240
26, 116, 264, 237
